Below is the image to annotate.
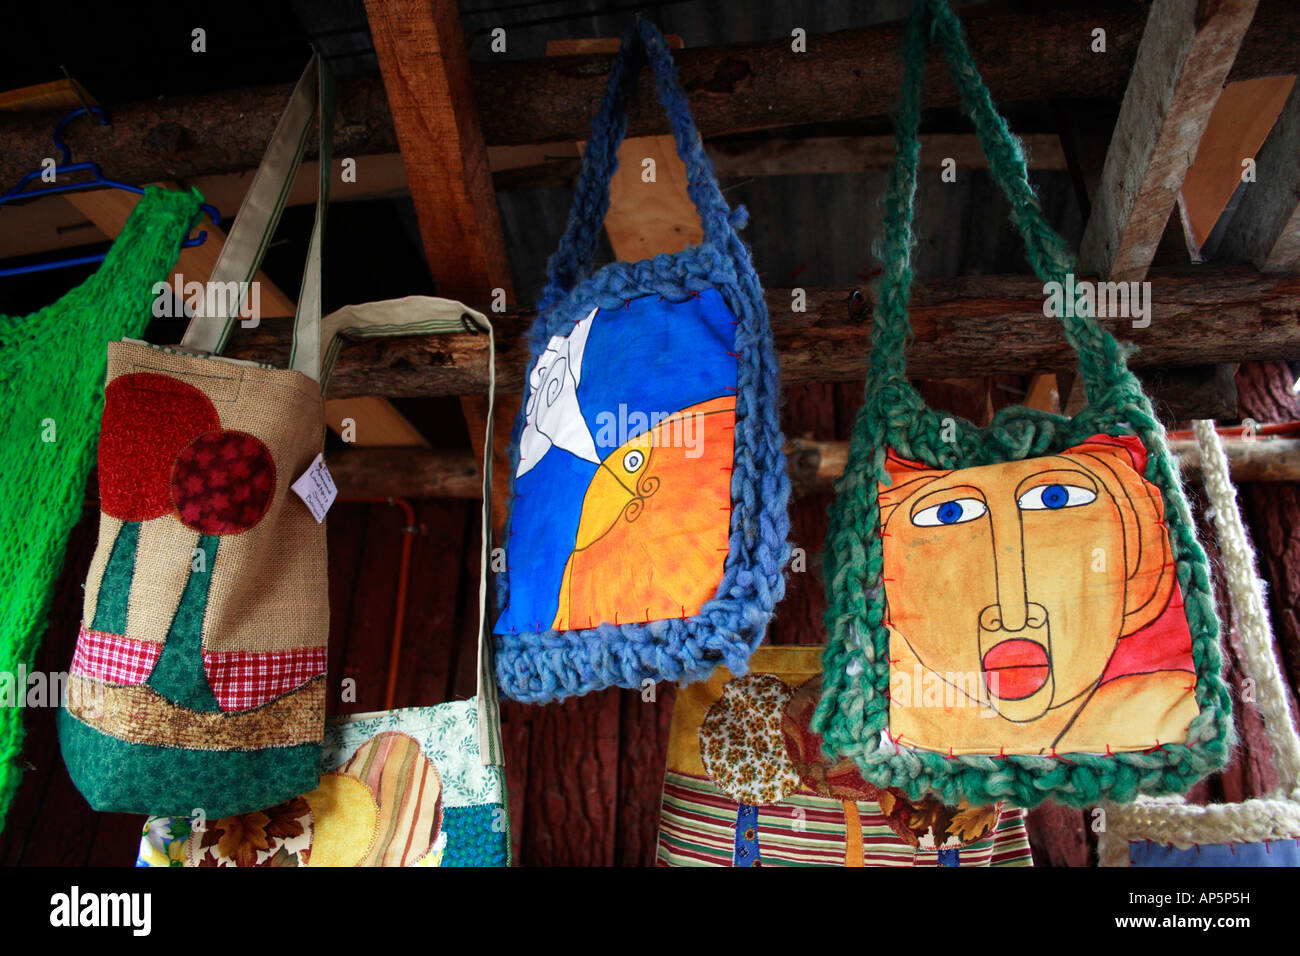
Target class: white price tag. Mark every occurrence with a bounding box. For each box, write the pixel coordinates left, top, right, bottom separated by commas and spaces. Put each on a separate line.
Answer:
291, 452, 337, 523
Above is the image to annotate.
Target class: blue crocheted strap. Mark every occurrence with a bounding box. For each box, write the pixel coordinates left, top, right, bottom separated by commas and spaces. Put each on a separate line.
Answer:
539, 19, 745, 313
871, 0, 1128, 405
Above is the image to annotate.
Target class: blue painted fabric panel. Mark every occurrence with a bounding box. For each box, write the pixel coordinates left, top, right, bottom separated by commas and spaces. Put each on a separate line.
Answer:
495, 289, 736, 635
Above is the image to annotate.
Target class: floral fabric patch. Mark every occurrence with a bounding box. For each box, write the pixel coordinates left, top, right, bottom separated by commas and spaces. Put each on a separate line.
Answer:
699, 673, 801, 806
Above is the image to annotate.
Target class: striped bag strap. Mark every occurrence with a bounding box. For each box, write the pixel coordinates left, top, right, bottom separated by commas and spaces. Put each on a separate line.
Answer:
180, 53, 334, 382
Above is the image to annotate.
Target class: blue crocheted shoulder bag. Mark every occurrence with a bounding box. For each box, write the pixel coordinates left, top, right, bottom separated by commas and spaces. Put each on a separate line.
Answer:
493, 20, 790, 704
814, 0, 1232, 809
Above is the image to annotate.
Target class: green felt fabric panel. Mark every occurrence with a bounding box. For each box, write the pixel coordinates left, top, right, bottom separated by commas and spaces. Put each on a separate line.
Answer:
57, 708, 321, 819
90, 520, 141, 635
147, 534, 221, 712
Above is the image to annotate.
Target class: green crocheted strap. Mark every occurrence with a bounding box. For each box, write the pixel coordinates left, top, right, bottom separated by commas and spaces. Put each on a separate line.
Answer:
814, 0, 1232, 809
870, 0, 1128, 410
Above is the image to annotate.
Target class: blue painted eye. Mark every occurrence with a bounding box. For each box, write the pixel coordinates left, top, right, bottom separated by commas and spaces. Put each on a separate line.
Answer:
913, 497, 987, 527
1018, 483, 1096, 510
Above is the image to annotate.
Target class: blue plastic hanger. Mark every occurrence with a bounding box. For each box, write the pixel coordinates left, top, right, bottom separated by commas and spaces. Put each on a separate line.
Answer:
0, 106, 221, 278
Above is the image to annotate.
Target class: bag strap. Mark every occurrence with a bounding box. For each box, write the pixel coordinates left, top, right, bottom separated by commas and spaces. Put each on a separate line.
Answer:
539, 18, 746, 313
873, 0, 1127, 408
473, 311, 502, 766
316, 296, 503, 765
181, 53, 335, 383
1195, 419, 1300, 794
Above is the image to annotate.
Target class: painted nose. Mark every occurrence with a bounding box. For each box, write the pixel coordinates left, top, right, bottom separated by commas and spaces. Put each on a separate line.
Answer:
989, 506, 1030, 632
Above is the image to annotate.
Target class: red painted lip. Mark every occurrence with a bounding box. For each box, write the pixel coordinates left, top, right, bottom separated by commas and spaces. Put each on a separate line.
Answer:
981, 639, 1050, 700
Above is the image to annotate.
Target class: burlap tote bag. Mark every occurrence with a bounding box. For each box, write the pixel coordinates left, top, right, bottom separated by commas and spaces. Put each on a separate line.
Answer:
59, 56, 340, 817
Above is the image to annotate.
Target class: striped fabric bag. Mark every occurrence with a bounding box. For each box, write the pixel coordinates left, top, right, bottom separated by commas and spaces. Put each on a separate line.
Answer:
655, 645, 1032, 866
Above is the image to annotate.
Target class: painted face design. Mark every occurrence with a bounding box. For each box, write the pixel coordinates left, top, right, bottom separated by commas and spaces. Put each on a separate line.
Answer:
878, 435, 1198, 755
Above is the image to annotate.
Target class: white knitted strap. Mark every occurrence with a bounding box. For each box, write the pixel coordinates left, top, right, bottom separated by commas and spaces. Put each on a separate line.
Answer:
1195, 418, 1300, 786
1099, 420, 1300, 862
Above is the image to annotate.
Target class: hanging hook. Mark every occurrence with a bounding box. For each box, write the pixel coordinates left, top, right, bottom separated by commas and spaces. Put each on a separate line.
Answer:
847, 288, 869, 324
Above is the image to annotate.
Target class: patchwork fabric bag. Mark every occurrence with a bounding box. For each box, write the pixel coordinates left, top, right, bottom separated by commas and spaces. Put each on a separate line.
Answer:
656, 645, 1032, 866
1098, 422, 1300, 867
494, 20, 790, 703
137, 703, 510, 868
133, 289, 509, 865
59, 56, 339, 817
815, 0, 1232, 809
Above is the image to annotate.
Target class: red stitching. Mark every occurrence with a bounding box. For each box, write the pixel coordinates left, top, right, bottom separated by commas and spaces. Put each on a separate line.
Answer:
1050, 746, 1077, 765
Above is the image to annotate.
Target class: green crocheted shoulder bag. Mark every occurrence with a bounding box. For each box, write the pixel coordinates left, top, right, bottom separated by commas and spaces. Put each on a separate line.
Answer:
813, 0, 1232, 810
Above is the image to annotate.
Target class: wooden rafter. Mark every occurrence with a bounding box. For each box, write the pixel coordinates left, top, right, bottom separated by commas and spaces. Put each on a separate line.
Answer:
4, 1, 1299, 187
363, 0, 517, 534
1079, 0, 1260, 282
1218, 76, 1300, 272
225, 266, 1300, 398
327, 435, 1300, 499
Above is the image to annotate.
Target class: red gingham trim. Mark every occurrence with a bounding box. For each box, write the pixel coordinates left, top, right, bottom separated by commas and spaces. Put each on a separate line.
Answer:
203, 647, 327, 711
70, 624, 161, 685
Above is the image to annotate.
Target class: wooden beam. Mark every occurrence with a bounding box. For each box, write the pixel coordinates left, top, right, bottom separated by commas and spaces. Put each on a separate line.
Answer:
3, 1, 1298, 186
0, 155, 413, 263
493, 133, 1069, 190
363, 0, 515, 536
223, 266, 1300, 398
3, 133, 1070, 262
364, 0, 509, 302
329, 446, 481, 499
1218, 75, 1300, 271
327, 435, 1300, 499
1179, 76, 1296, 250
1079, 0, 1260, 283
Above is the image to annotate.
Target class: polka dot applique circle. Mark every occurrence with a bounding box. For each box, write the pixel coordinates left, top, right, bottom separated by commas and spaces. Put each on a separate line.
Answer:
171, 430, 276, 534
99, 373, 220, 522
699, 673, 801, 806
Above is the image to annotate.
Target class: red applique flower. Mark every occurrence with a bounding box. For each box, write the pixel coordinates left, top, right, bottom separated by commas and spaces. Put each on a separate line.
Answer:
99, 373, 220, 521
171, 430, 276, 534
